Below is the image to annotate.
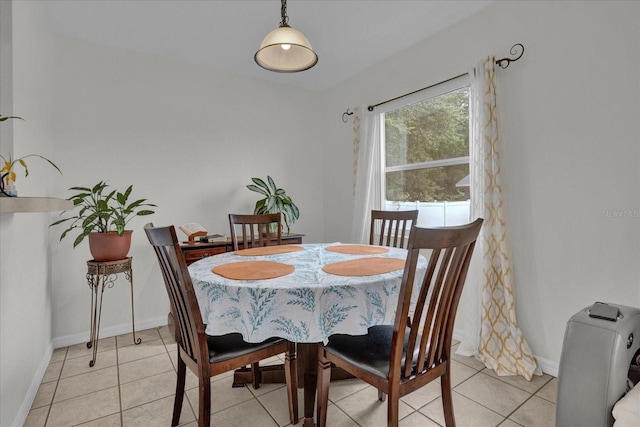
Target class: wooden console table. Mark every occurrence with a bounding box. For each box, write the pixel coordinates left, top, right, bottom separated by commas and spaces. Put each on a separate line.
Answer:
86, 257, 141, 367
180, 233, 304, 266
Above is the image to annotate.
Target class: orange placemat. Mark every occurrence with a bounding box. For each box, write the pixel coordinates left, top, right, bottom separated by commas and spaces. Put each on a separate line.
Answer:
213, 261, 295, 280
325, 244, 389, 255
322, 257, 405, 277
235, 245, 304, 257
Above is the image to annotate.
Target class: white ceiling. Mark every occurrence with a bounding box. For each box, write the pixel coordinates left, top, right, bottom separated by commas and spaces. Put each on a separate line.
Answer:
45, 0, 493, 92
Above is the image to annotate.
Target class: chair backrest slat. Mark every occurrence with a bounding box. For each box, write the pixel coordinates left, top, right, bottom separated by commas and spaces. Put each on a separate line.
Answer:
229, 213, 282, 251
391, 219, 483, 381
426, 247, 458, 369
404, 248, 436, 377
145, 223, 206, 364
370, 210, 419, 249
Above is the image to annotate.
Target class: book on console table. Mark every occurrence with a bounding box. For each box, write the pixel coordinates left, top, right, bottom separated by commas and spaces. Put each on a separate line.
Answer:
179, 222, 207, 243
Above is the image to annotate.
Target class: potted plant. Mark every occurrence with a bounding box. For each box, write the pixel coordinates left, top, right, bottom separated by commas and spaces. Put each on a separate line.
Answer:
247, 176, 299, 234
50, 181, 156, 261
0, 115, 62, 197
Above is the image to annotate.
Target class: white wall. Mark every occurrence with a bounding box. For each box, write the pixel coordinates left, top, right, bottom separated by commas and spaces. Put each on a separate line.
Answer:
2, 0, 639, 424
321, 0, 640, 366
49, 35, 326, 342
0, 1, 56, 426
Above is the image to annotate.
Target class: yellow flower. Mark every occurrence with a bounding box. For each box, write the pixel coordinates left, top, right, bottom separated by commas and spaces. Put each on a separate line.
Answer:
1, 161, 16, 186
0, 117, 61, 191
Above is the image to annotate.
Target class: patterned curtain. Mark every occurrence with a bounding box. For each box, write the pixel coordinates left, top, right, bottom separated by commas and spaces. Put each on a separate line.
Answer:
465, 57, 541, 380
351, 106, 361, 197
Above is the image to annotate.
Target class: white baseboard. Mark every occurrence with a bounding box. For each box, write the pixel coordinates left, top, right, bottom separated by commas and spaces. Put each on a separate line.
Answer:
453, 328, 559, 378
12, 343, 53, 427
535, 355, 559, 377
52, 316, 168, 349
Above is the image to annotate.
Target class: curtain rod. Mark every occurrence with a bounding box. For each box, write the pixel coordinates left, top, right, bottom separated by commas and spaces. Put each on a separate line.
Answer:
366, 43, 525, 112
367, 72, 467, 112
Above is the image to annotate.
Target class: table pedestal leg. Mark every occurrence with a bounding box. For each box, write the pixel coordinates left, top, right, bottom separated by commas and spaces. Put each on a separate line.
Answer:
296, 343, 356, 425
303, 372, 317, 427
298, 343, 318, 426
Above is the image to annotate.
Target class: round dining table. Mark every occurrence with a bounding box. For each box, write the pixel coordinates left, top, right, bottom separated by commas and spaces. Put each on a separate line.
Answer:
188, 242, 427, 344
188, 242, 427, 427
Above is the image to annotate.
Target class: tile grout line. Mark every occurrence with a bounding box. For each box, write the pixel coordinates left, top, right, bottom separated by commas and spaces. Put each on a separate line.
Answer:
161, 327, 199, 423
43, 347, 68, 427
29, 328, 556, 426
500, 375, 555, 425
238, 387, 282, 427
501, 393, 536, 425
116, 334, 124, 427
497, 418, 524, 426
461, 370, 554, 426
449, 370, 512, 423
505, 377, 555, 424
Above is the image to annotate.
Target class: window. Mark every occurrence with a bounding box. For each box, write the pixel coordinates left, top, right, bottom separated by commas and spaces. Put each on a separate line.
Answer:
380, 75, 470, 227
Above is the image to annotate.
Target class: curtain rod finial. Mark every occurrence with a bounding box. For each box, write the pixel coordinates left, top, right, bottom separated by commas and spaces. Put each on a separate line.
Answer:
496, 43, 524, 69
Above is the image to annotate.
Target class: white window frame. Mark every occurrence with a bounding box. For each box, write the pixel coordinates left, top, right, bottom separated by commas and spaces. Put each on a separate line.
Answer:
378, 74, 471, 227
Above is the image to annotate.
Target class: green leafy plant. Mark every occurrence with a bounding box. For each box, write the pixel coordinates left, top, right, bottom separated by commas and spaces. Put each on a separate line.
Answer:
50, 181, 156, 247
0, 115, 62, 196
247, 176, 299, 233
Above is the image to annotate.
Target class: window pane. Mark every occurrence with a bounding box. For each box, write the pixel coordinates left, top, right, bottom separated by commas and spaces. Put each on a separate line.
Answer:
385, 87, 469, 167
385, 164, 469, 202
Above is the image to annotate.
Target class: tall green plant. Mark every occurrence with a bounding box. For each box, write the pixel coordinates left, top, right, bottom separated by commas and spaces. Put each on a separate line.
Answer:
247, 176, 299, 233
50, 181, 156, 247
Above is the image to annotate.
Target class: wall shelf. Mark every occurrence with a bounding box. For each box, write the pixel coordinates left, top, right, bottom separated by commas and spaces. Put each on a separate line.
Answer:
0, 197, 72, 213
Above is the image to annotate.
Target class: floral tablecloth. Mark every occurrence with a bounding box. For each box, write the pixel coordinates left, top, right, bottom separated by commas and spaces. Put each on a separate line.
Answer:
189, 243, 427, 344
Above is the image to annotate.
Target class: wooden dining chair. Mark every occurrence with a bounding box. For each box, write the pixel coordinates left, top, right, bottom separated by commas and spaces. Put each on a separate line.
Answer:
370, 209, 419, 248
228, 213, 282, 251
317, 218, 483, 427
144, 223, 298, 427
228, 212, 284, 386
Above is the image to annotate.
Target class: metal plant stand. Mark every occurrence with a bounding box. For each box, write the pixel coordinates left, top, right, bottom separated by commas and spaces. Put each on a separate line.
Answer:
86, 257, 141, 367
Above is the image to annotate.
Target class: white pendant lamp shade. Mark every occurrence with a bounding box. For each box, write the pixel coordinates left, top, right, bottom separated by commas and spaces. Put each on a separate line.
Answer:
255, 26, 318, 72
254, 0, 318, 73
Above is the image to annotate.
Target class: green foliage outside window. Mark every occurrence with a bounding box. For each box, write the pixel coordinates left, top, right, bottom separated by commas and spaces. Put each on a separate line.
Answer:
384, 87, 469, 202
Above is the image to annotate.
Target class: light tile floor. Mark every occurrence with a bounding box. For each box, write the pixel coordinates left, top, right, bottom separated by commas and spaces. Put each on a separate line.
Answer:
25, 326, 556, 426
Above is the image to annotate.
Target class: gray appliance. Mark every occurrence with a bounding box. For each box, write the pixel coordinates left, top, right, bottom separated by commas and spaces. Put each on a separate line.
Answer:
557, 303, 640, 427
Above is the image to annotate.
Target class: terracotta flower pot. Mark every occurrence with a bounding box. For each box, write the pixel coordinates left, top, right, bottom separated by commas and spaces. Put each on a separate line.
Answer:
88, 231, 133, 261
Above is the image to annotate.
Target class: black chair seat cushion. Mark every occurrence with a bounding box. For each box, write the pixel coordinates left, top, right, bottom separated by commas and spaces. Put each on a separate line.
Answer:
206, 333, 286, 364
324, 325, 420, 379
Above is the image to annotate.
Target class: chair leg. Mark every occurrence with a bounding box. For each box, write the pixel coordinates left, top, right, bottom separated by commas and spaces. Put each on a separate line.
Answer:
440, 369, 456, 427
251, 362, 260, 389
198, 374, 211, 427
172, 357, 187, 426
284, 343, 299, 425
378, 390, 387, 401
316, 349, 332, 427
386, 387, 400, 427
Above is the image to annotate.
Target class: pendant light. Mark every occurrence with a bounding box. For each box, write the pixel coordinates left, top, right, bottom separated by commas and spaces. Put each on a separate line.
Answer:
254, 0, 318, 73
